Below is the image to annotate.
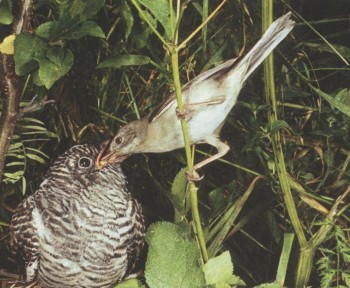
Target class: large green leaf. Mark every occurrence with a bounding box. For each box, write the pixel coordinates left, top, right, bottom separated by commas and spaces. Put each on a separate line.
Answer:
36, 0, 105, 40
14, 33, 48, 75
38, 47, 74, 89
138, 0, 175, 40
203, 251, 245, 287
0, 0, 12, 25
145, 222, 205, 288
62, 0, 105, 22
61, 21, 105, 39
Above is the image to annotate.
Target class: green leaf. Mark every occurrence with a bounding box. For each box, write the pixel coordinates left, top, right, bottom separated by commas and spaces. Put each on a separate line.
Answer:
63, 0, 105, 22
36, 0, 105, 40
18, 125, 48, 131
203, 251, 245, 287
26, 153, 46, 164
35, 21, 56, 40
203, 251, 233, 285
138, 0, 174, 40
4, 171, 24, 180
14, 33, 48, 75
310, 87, 350, 117
145, 222, 205, 288
97, 54, 150, 68
0, 0, 13, 25
120, 1, 134, 40
21, 117, 46, 125
60, 21, 105, 39
253, 284, 280, 288
308, 43, 350, 62
132, 10, 156, 49
114, 278, 143, 288
8, 142, 23, 150
335, 88, 350, 106
170, 168, 189, 220
268, 120, 291, 134
38, 47, 74, 89
6, 162, 25, 167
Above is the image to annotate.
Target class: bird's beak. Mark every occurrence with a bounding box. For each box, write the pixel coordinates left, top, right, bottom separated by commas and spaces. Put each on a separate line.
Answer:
96, 140, 129, 169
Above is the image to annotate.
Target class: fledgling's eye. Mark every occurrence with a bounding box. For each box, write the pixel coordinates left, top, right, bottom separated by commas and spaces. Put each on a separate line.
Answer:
78, 157, 93, 169
114, 136, 123, 145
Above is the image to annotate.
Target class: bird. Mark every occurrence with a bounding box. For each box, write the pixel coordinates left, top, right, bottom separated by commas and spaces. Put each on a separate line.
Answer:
9, 144, 145, 288
97, 12, 295, 180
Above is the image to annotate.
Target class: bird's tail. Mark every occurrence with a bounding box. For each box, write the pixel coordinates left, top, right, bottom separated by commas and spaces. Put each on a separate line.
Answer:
236, 12, 295, 82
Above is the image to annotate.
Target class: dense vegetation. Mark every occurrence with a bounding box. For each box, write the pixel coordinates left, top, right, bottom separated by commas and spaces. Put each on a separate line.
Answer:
0, 0, 349, 287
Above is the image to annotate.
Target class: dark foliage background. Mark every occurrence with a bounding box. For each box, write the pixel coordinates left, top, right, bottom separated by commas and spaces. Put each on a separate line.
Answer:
0, 0, 349, 287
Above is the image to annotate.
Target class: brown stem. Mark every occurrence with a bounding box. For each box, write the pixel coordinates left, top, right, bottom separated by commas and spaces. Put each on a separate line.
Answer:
0, 55, 21, 182
0, 0, 34, 183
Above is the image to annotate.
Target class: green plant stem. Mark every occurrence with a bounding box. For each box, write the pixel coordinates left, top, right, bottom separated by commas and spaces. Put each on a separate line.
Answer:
177, 0, 227, 50
296, 185, 350, 287
170, 47, 208, 263
262, 2, 307, 248
169, 0, 208, 262
262, 3, 310, 286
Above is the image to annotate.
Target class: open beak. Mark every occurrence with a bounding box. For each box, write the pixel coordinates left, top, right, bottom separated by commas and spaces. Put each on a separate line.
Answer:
96, 140, 129, 169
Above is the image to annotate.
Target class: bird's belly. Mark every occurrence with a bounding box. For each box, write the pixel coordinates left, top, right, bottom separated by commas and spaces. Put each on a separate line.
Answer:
36, 206, 130, 287
188, 99, 230, 142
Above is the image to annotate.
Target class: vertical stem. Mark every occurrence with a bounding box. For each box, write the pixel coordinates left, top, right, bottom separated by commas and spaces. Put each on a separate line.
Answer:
262, 1, 307, 248
170, 38, 209, 265
169, 0, 208, 262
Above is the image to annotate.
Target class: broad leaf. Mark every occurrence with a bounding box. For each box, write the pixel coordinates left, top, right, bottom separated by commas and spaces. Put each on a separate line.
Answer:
36, 0, 105, 40
203, 251, 245, 287
60, 21, 105, 39
37, 47, 74, 89
0, 0, 12, 25
14, 33, 48, 75
138, 0, 175, 40
0, 34, 15, 54
145, 222, 205, 288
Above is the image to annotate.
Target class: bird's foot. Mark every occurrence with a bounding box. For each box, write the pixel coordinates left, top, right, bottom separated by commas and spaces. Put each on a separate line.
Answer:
176, 105, 193, 121
186, 170, 204, 182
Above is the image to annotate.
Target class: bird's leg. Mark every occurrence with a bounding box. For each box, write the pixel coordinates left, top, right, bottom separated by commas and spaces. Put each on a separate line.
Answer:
187, 139, 230, 182
176, 96, 226, 121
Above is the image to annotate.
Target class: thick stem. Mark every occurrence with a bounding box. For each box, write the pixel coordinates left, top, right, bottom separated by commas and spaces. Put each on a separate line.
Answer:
0, 0, 33, 183
0, 55, 21, 182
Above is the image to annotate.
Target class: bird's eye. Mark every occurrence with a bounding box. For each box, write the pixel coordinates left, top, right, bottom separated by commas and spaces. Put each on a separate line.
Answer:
78, 157, 93, 169
114, 136, 123, 145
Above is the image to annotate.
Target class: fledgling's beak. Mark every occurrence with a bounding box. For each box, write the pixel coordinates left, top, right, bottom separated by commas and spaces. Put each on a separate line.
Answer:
96, 139, 129, 169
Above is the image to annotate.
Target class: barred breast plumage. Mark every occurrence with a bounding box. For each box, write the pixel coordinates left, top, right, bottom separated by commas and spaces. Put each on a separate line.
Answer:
9, 144, 145, 288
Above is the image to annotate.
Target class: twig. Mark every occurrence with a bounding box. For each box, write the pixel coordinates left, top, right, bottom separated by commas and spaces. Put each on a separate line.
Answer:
18, 97, 55, 119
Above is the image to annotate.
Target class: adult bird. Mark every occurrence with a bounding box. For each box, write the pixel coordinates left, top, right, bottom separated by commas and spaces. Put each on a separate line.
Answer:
9, 144, 144, 288
98, 12, 295, 180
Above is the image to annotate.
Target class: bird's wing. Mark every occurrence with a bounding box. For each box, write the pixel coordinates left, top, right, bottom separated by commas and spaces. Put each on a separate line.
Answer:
9, 197, 40, 282
148, 58, 239, 123
125, 199, 145, 274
